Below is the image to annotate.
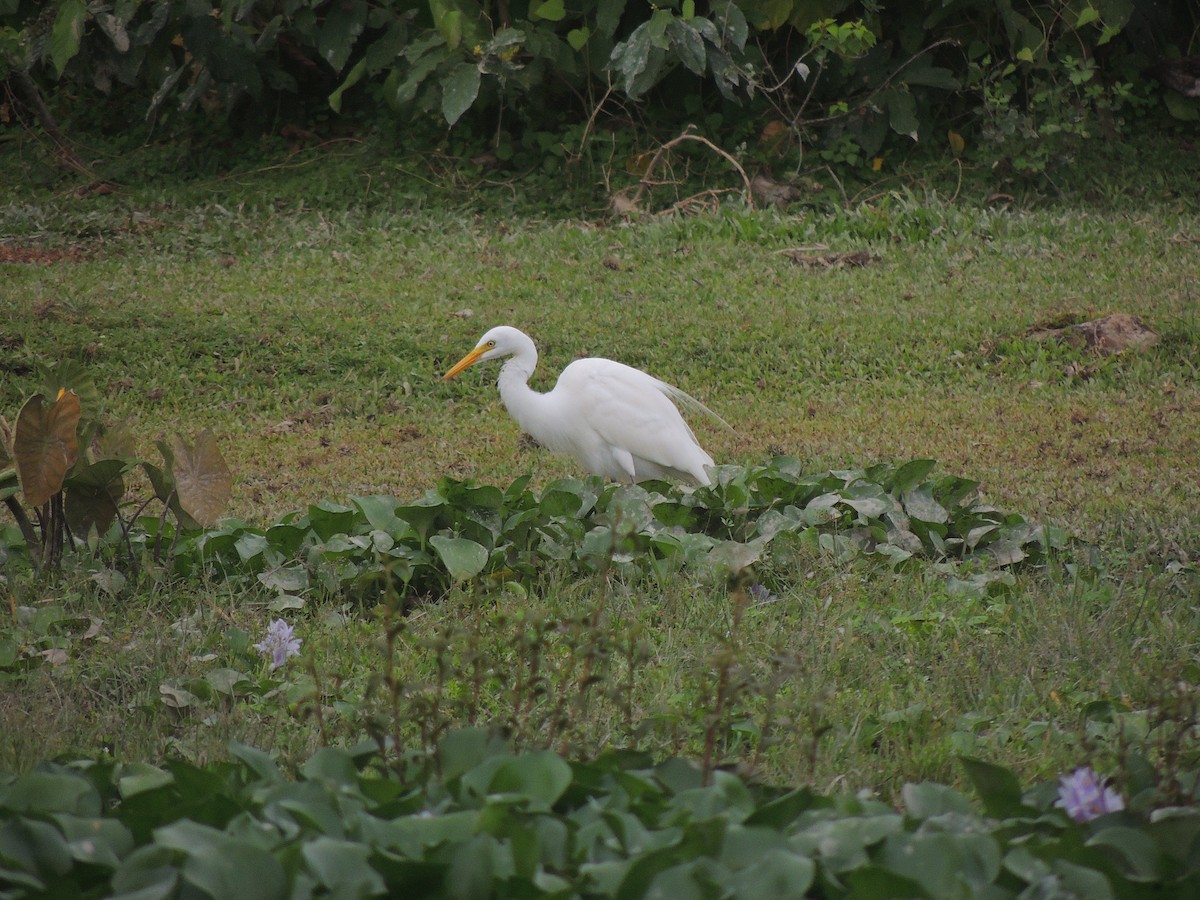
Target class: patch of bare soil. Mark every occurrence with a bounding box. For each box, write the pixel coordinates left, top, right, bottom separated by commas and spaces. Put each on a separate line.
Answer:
1027, 313, 1160, 355
0, 243, 86, 265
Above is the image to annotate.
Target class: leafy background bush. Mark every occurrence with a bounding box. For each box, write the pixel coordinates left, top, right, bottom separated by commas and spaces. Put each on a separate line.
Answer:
2, 0, 1197, 190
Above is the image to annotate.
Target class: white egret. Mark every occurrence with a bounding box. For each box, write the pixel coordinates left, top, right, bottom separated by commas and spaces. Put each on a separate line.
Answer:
443, 326, 726, 485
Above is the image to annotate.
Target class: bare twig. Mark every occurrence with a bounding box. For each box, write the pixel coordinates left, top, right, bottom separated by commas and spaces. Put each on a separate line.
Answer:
8, 71, 95, 178
626, 125, 754, 214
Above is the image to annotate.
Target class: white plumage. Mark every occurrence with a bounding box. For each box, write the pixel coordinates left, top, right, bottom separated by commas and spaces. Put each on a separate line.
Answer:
443, 326, 724, 485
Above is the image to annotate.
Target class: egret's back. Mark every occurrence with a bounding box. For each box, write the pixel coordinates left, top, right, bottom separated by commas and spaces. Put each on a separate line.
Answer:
547, 358, 713, 484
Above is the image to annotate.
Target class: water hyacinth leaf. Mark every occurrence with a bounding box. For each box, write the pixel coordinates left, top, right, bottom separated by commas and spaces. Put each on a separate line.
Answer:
56, 814, 134, 869
303, 837, 385, 895
902, 484, 948, 524
888, 458, 937, 493
959, 757, 1029, 818
845, 863, 932, 897
986, 538, 1027, 566
351, 494, 410, 535
175, 836, 286, 900
901, 781, 973, 819
14, 390, 82, 508
730, 848, 815, 898
171, 431, 231, 527
205, 668, 251, 696
430, 535, 488, 581
1086, 827, 1162, 879
259, 565, 309, 595
108, 844, 180, 896
879, 831, 1002, 895
117, 763, 175, 799
4, 771, 101, 816
438, 727, 498, 781
0, 818, 73, 884
159, 684, 200, 709
487, 751, 574, 807
228, 741, 283, 783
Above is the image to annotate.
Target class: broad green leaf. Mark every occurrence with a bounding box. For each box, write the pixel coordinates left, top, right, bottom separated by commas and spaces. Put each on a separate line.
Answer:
65, 458, 127, 536
595, 0, 628, 37
959, 756, 1029, 818
300, 747, 359, 787
429, 0, 463, 50
567, 27, 590, 50
888, 459, 936, 494
731, 848, 814, 898
0, 818, 73, 883
901, 781, 972, 819
903, 484, 948, 524
171, 431, 231, 527
303, 837, 385, 895
530, 0, 566, 21
50, 0, 87, 75
1076, 5, 1100, 26
167, 827, 286, 900
430, 534, 488, 580
14, 390, 81, 508
667, 18, 706, 74
487, 751, 574, 807
117, 763, 175, 799
159, 684, 200, 709
55, 814, 134, 869
885, 89, 919, 140
439, 727, 500, 781
95, 12, 130, 52
879, 831, 1001, 895
109, 845, 179, 897
329, 58, 367, 112
1087, 826, 1162, 879
4, 771, 100, 816
228, 742, 283, 783
1163, 91, 1199, 121
317, 0, 367, 73
440, 62, 481, 125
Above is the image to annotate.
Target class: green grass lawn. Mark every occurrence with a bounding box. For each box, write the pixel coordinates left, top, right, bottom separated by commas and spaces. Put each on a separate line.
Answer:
1, 139, 1197, 798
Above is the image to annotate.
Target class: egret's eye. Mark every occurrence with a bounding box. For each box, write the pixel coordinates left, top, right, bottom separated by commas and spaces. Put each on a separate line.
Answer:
486, 340, 496, 348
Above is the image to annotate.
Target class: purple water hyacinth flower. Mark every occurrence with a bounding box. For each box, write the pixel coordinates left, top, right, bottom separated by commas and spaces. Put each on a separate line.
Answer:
254, 619, 301, 670
1056, 767, 1124, 822
748, 583, 778, 604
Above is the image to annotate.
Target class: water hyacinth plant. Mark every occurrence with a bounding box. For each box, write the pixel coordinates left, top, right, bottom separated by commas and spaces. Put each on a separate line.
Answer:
254, 619, 302, 671
1057, 766, 1125, 822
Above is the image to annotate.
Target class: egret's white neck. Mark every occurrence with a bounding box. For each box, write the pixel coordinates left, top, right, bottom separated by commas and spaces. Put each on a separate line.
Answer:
495, 340, 546, 433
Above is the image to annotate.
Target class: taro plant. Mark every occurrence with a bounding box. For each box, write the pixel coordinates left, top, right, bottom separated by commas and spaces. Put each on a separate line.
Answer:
0, 363, 232, 572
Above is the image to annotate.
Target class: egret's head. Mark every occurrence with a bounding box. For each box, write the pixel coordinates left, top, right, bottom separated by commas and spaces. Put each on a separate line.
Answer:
443, 326, 529, 380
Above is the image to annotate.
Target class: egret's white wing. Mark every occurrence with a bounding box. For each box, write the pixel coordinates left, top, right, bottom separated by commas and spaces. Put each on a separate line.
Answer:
555, 359, 715, 479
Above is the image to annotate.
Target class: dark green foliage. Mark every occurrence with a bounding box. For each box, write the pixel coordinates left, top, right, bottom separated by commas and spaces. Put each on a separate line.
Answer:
0, 736, 1197, 898
1, 458, 1067, 603
2, 0, 1195, 182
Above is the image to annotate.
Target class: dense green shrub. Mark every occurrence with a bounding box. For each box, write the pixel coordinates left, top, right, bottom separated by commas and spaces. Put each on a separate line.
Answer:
2, 0, 1196, 174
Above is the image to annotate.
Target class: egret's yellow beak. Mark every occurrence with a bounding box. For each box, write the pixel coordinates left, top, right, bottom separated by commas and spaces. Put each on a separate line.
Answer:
443, 345, 488, 380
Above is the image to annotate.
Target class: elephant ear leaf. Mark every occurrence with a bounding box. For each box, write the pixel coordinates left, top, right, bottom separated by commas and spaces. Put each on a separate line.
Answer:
15, 390, 82, 508
171, 430, 232, 527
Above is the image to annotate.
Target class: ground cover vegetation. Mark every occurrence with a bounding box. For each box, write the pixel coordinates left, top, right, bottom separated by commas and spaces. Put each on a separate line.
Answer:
2, 0, 1200, 895
1, 145, 1198, 892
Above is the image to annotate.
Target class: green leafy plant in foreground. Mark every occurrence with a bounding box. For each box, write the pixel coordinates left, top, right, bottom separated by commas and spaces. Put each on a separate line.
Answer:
4, 454, 1066, 608
0, 728, 1196, 899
